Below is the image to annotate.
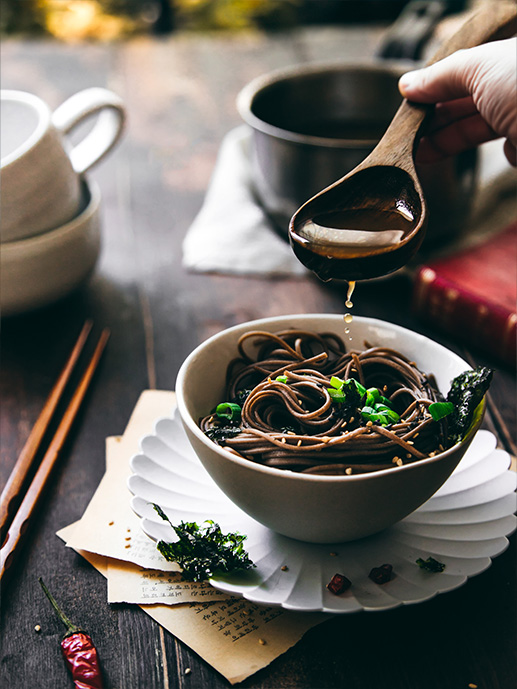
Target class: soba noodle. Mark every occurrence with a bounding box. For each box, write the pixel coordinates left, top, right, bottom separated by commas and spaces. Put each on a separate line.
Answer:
200, 329, 448, 475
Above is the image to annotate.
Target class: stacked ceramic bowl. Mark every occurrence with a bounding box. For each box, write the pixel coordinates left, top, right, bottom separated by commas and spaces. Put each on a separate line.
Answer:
0, 88, 125, 316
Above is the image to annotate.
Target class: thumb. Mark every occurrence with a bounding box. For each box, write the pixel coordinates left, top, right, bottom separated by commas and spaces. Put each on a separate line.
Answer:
398, 49, 475, 103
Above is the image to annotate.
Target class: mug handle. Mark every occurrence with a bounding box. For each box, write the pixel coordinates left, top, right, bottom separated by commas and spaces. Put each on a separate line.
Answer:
51, 87, 126, 174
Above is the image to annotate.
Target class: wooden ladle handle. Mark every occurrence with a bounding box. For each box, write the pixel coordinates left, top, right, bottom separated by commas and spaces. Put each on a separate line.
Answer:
427, 1, 517, 65
366, 1, 517, 171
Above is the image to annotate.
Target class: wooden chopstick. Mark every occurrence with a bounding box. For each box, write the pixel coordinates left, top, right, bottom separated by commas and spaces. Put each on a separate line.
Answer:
0, 321, 93, 542
0, 327, 110, 582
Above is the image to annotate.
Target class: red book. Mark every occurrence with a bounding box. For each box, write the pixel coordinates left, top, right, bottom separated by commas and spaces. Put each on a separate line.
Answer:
412, 223, 516, 367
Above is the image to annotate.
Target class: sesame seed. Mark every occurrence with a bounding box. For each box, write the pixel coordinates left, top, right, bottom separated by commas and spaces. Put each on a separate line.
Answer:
392, 456, 400, 463
349, 417, 355, 423
125, 544, 131, 549
468, 684, 477, 689
125, 537, 131, 541
259, 638, 266, 645
185, 668, 192, 675
406, 440, 414, 445
281, 438, 286, 444
406, 453, 412, 459
345, 467, 352, 475
366, 420, 373, 427
108, 521, 114, 526
281, 565, 289, 571
396, 459, 403, 466
296, 439, 302, 447
34, 625, 41, 633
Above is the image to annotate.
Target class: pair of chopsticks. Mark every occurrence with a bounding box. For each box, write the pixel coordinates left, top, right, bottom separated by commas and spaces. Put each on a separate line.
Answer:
0, 321, 110, 582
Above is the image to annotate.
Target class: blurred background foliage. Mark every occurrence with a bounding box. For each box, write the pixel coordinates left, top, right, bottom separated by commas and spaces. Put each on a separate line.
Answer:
0, 0, 421, 40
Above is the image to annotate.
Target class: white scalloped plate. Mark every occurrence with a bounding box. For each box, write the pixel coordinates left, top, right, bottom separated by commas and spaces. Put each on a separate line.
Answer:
128, 409, 516, 613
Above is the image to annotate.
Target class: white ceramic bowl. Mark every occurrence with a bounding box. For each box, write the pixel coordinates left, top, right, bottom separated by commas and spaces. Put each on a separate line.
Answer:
0, 179, 101, 316
176, 315, 486, 543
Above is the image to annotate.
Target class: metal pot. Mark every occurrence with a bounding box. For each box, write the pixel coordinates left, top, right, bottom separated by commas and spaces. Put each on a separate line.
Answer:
237, 60, 477, 251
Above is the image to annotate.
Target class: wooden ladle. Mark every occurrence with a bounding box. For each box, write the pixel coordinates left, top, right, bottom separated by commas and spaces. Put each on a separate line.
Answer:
289, 2, 517, 282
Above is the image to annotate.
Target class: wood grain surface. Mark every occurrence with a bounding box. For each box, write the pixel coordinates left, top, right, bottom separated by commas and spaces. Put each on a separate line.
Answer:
1, 26, 515, 689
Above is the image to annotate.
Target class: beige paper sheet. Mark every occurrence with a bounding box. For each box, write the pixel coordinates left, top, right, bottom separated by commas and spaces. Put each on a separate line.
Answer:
106, 561, 230, 604
59, 522, 326, 684
66, 392, 180, 571
66, 408, 229, 604
58, 391, 328, 684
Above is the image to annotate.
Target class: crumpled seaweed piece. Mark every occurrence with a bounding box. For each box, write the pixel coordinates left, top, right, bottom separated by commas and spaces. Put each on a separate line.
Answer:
446, 366, 493, 444
153, 507, 254, 582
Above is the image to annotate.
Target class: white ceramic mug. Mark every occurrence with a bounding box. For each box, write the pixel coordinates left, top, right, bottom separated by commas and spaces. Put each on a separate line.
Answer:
0, 88, 125, 242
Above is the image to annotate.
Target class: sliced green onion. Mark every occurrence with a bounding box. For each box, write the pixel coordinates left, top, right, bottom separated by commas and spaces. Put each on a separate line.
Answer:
350, 380, 367, 397
275, 375, 288, 384
328, 389, 347, 403
361, 404, 400, 426
330, 376, 344, 390
215, 402, 242, 422
373, 402, 389, 410
382, 408, 400, 423
366, 388, 380, 405
428, 401, 454, 421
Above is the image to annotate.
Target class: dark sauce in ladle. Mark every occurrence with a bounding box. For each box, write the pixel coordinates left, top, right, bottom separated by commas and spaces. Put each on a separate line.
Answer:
289, 205, 416, 282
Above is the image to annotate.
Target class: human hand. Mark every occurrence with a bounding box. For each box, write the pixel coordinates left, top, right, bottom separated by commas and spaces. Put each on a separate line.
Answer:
399, 38, 517, 165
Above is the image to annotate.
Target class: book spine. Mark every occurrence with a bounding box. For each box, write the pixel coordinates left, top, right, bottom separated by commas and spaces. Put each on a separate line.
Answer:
412, 267, 516, 367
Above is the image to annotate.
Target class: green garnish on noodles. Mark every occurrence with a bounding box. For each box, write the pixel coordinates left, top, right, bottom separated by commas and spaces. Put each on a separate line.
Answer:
428, 401, 454, 422
215, 402, 242, 422
328, 377, 399, 426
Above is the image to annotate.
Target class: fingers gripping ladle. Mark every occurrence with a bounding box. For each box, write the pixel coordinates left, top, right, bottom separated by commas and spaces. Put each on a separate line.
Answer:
289, 2, 517, 282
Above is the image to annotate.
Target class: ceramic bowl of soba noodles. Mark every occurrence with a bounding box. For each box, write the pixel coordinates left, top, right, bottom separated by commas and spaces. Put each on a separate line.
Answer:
176, 314, 490, 543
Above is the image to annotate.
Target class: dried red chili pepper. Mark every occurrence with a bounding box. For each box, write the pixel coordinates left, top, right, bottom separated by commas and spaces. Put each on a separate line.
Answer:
39, 578, 104, 689
368, 563, 393, 584
327, 572, 352, 595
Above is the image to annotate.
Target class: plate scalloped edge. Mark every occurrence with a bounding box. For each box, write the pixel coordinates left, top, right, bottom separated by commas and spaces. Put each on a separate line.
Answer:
128, 410, 517, 614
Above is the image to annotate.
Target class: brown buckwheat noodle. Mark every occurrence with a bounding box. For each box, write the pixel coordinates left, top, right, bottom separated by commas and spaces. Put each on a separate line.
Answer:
200, 329, 447, 475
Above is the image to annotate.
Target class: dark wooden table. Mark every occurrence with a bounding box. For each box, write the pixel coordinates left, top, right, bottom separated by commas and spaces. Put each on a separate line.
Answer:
1, 25, 515, 689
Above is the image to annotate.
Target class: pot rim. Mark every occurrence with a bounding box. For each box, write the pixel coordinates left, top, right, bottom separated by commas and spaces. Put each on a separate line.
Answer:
236, 60, 414, 149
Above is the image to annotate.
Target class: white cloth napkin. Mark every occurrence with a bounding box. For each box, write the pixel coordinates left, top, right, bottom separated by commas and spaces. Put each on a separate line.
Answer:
182, 126, 306, 277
